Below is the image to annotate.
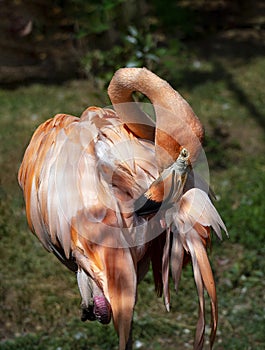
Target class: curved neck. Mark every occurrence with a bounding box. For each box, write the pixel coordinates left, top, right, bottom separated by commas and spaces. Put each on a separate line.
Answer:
108, 68, 204, 168
108, 68, 156, 141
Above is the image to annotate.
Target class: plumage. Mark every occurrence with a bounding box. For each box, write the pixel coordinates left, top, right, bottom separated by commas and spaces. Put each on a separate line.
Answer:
162, 227, 171, 312
134, 147, 190, 215
164, 187, 228, 350
18, 68, 227, 350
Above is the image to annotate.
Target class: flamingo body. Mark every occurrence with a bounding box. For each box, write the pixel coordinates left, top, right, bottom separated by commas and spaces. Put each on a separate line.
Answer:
18, 68, 227, 350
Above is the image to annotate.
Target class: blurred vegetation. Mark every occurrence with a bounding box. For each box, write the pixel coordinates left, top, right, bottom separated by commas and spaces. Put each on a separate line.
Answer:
1, 0, 265, 349
2, 0, 263, 85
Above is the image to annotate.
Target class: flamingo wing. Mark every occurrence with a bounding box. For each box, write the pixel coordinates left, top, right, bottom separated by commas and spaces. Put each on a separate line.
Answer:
18, 106, 159, 349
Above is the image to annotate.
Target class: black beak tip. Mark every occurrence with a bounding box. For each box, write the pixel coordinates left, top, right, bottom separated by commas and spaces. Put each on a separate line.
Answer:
81, 304, 96, 322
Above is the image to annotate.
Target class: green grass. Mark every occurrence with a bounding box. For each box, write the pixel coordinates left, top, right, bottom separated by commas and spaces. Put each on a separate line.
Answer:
0, 53, 265, 349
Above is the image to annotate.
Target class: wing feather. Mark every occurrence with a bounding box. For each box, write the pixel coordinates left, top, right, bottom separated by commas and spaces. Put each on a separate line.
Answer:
178, 188, 228, 239
170, 229, 184, 293
162, 228, 171, 311
188, 230, 218, 348
167, 187, 227, 348
186, 231, 205, 350
19, 107, 156, 260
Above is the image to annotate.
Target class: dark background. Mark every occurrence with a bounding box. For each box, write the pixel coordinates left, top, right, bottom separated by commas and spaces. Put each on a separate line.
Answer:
0, 0, 263, 85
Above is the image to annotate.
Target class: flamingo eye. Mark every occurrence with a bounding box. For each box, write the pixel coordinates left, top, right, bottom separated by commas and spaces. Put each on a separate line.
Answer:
181, 148, 189, 158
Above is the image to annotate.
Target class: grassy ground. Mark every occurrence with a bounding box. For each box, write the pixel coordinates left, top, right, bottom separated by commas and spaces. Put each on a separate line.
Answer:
0, 39, 264, 349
